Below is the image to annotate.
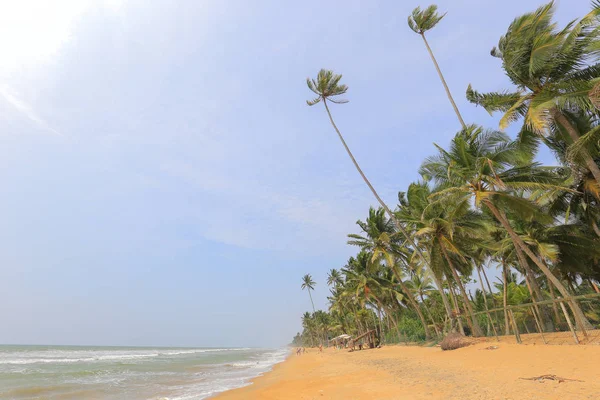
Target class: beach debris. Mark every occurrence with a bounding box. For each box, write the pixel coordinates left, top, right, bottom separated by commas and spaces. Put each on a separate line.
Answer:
519, 374, 584, 383
440, 333, 473, 351
481, 345, 499, 350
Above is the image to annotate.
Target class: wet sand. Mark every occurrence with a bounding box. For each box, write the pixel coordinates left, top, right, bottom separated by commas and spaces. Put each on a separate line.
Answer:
214, 332, 600, 400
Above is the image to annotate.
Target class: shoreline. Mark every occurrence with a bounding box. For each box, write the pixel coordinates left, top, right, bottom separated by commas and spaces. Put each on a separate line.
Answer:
212, 332, 600, 399
209, 351, 292, 399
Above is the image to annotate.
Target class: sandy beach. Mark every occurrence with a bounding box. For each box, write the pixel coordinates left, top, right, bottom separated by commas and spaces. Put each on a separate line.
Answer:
214, 333, 600, 400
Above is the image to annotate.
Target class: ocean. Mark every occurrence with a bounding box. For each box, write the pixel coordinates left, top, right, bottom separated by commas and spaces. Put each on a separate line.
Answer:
0, 345, 288, 399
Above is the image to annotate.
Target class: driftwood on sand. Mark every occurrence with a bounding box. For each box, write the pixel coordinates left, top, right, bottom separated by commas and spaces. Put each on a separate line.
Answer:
519, 374, 584, 383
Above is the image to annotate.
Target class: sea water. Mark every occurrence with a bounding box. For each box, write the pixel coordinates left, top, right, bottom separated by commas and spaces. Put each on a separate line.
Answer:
0, 345, 288, 399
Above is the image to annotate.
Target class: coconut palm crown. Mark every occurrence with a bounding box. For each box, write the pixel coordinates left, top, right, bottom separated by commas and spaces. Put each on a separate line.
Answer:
306, 69, 348, 106
408, 5, 446, 34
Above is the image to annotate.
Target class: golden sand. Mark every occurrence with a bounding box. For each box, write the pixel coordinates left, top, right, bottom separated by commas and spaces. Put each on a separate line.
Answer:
214, 332, 600, 400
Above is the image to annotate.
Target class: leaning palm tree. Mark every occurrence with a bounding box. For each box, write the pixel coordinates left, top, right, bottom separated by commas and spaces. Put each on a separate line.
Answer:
420, 125, 592, 332
306, 70, 414, 238
408, 5, 466, 128
306, 70, 398, 225
301, 274, 317, 314
466, 2, 600, 185
306, 70, 448, 327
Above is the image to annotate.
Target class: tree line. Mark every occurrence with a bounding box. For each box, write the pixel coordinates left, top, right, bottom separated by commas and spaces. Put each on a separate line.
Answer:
293, 2, 600, 346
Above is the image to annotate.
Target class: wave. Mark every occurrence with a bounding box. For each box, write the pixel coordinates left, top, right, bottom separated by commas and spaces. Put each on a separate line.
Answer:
0, 347, 253, 365
0, 346, 289, 400
169, 348, 290, 400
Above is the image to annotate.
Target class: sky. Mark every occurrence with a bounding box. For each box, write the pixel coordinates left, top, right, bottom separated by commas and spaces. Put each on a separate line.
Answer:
0, 0, 591, 348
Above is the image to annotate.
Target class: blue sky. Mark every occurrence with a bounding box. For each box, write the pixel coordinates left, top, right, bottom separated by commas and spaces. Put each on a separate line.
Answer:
0, 0, 590, 347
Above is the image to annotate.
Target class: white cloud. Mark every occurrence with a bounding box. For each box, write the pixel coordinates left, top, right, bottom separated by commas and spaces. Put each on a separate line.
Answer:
0, 85, 62, 135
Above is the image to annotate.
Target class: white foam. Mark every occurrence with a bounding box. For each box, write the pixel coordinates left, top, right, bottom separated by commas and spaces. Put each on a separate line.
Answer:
0, 347, 253, 365
158, 348, 290, 400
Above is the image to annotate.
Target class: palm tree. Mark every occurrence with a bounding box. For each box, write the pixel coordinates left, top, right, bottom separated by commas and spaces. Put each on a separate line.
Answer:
302, 312, 316, 347
420, 125, 592, 332
348, 208, 433, 339
397, 184, 462, 332
466, 2, 600, 185
301, 274, 317, 314
306, 70, 441, 299
327, 269, 343, 287
402, 181, 485, 336
405, 266, 442, 336
408, 5, 466, 128
342, 251, 403, 340
306, 70, 405, 233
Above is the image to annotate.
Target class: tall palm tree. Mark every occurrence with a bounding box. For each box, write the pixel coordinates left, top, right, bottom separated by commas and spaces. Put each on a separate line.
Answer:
307, 71, 433, 266
420, 125, 592, 331
301, 274, 317, 314
306, 70, 408, 235
306, 70, 448, 333
408, 5, 466, 128
466, 2, 600, 185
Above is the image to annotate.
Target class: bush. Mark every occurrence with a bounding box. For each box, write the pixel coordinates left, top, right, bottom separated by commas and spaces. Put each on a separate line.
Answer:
398, 315, 427, 342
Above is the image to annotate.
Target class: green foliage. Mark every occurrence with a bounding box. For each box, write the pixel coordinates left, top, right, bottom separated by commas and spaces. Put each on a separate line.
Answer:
295, 2, 600, 345
306, 69, 348, 106
397, 314, 427, 342
408, 5, 446, 34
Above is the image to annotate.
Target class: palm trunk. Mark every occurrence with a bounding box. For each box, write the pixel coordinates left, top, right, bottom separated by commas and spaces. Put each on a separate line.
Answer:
548, 281, 563, 327
352, 306, 363, 336
388, 311, 402, 343
419, 293, 441, 337
376, 306, 385, 342
502, 261, 510, 335
481, 265, 502, 328
322, 99, 454, 325
372, 297, 390, 344
448, 284, 466, 335
447, 271, 475, 334
440, 242, 484, 336
481, 267, 494, 298
308, 290, 320, 344
513, 245, 555, 332
308, 289, 316, 314
420, 33, 466, 129
553, 110, 600, 186
484, 201, 592, 334
476, 266, 498, 338
431, 270, 455, 333
389, 263, 432, 339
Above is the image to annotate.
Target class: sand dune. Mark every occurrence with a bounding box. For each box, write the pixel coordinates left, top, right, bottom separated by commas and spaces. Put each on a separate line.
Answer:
214, 334, 600, 399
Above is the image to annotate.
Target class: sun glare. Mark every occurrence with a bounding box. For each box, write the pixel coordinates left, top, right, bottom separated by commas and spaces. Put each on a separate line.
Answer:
0, 0, 123, 72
